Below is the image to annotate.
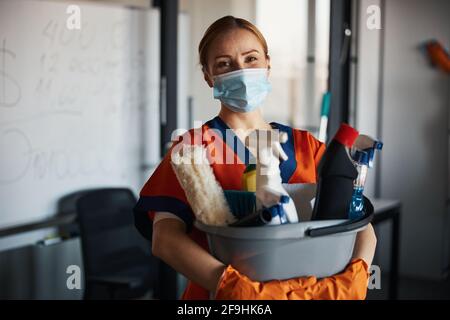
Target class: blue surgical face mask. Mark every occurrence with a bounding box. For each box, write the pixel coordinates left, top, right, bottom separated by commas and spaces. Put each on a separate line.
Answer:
213, 68, 271, 113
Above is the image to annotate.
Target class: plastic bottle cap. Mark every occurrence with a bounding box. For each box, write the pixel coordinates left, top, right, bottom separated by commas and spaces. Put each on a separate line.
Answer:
352, 150, 370, 165
334, 123, 359, 148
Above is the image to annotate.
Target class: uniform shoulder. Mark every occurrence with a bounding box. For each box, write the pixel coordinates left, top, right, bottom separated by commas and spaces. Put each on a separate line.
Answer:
170, 125, 207, 148
271, 122, 319, 143
289, 127, 324, 151
292, 128, 321, 142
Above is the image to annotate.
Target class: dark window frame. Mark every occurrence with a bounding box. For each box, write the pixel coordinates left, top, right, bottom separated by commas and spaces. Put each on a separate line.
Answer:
327, 0, 353, 142
152, 0, 180, 300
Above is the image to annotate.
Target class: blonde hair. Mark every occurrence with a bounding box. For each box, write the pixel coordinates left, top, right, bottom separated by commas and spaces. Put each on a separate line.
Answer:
198, 16, 269, 71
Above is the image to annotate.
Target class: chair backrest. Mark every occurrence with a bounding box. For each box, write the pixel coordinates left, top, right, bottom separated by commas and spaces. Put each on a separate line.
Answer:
76, 188, 151, 276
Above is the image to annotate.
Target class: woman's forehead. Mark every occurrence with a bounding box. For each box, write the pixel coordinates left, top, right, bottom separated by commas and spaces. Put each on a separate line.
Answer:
209, 28, 264, 58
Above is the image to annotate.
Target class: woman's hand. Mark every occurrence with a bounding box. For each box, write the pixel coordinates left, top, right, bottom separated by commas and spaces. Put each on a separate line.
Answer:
152, 217, 226, 295
352, 223, 377, 266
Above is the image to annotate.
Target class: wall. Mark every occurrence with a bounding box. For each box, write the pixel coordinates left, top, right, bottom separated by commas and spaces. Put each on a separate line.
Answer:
356, 0, 450, 279
382, 0, 449, 279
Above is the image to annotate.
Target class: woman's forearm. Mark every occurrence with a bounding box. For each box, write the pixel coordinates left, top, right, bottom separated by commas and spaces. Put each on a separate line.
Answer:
152, 218, 226, 294
352, 223, 377, 266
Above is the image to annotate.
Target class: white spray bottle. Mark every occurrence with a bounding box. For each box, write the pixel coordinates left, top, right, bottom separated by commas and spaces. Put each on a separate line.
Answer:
253, 130, 299, 225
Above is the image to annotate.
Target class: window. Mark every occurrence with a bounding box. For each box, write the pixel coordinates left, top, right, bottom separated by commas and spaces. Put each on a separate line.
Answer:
256, 0, 330, 136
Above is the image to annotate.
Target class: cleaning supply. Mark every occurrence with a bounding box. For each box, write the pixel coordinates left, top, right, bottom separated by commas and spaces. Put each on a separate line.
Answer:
241, 164, 257, 192
229, 207, 273, 227
253, 130, 298, 224
266, 195, 290, 224
170, 145, 236, 226
318, 92, 331, 143
223, 190, 256, 219
226, 187, 294, 227
282, 183, 317, 221
312, 123, 359, 220
348, 150, 369, 220
348, 136, 383, 219
195, 196, 373, 281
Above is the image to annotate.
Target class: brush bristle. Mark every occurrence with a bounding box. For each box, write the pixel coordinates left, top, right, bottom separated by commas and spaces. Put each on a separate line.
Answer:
171, 145, 235, 226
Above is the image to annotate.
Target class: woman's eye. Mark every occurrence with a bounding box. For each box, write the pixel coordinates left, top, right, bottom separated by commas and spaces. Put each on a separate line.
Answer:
246, 56, 257, 63
217, 61, 230, 68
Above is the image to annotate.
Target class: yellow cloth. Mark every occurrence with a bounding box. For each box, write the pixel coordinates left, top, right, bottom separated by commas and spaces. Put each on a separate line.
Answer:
241, 168, 256, 192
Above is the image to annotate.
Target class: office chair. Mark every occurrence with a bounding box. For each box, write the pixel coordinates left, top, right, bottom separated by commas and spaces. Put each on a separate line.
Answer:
76, 188, 157, 299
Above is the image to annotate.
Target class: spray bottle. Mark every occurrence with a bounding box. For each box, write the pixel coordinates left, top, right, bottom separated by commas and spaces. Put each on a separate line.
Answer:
312, 123, 359, 220
348, 136, 383, 219
252, 130, 298, 225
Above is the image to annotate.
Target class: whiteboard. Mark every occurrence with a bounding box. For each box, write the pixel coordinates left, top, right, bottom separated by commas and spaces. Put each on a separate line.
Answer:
0, 0, 160, 230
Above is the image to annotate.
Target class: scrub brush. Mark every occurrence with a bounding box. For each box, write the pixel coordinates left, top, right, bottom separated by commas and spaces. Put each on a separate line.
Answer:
170, 145, 236, 226
223, 190, 257, 219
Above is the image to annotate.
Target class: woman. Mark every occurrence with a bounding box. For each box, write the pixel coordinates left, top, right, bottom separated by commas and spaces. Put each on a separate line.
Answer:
134, 16, 377, 300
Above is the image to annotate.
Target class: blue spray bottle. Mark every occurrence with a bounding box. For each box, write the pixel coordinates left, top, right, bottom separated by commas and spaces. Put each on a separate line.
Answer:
348, 137, 383, 219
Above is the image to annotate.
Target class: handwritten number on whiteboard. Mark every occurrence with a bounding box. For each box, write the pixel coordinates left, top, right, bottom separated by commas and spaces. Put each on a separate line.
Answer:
0, 39, 21, 107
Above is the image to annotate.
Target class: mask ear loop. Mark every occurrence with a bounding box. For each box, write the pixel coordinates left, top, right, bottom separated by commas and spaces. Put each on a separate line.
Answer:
202, 65, 216, 87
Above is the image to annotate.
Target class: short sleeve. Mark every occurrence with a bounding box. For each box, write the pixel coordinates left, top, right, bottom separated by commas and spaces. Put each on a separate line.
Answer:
153, 212, 184, 225
290, 129, 327, 184
133, 143, 195, 240
310, 134, 326, 169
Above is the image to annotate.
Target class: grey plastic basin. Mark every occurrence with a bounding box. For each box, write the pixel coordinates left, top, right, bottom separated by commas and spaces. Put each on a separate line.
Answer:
195, 219, 366, 281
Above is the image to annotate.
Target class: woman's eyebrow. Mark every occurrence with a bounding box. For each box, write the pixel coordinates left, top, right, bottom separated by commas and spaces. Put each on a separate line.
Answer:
214, 50, 260, 60
215, 54, 232, 60
242, 49, 259, 55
